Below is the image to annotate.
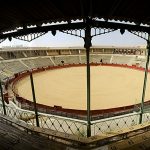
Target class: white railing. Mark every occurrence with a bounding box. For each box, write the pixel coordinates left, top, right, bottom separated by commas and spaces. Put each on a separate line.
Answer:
1, 101, 150, 137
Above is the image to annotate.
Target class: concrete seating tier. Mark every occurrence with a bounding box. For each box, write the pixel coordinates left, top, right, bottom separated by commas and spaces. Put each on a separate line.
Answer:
4, 61, 28, 74
22, 57, 53, 69
111, 55, 136, 65
0, 54, 147, 81
52, 55, 80, 65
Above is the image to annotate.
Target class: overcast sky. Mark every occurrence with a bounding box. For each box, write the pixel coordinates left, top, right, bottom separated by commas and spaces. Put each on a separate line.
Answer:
0, 30, 147, 48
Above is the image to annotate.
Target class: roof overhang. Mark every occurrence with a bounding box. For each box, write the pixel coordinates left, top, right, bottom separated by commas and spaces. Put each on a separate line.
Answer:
0, 0, 150, 40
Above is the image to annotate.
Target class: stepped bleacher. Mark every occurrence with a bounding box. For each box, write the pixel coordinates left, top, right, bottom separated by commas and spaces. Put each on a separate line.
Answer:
0, 47, 147, 82
90, 54, 112, 63
51, 55, 80, 65
0, 55, 147, 81
80, 54, 112, 64
4, 61, 28, 74
0, 63, 10, 79
22, 57, 53, 69
0, 73, 7, 80
111, 55, 137, 65
80, 56, 86, 64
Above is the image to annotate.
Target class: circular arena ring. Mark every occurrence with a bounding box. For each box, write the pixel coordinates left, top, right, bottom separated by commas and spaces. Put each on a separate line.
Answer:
7, 63, 150, 121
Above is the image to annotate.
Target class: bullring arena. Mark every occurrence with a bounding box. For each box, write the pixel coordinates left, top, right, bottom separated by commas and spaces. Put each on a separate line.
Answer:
1, 1, 150, 149
1, 47, 147, 117
14, 64, 150, 110
1, 46, 150, 138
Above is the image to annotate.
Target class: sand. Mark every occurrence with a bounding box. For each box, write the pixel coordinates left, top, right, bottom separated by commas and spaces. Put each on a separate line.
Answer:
14, 66, 150, 110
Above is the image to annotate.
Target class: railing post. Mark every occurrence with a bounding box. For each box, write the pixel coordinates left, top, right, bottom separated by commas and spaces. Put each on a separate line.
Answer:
139, 34, 150, 124
0, 79, 6, 115
84, 18, 92, 137
30, 72, 39, 127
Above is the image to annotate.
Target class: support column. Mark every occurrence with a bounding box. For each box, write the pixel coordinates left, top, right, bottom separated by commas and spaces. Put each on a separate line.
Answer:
84, 21, 92, 137
0, 80, 6, 115
30, 72, 39, 127
139, 34, 150, 124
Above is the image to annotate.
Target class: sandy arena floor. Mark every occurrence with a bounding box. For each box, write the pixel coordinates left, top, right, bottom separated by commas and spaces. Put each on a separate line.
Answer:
14, 66, 150, 110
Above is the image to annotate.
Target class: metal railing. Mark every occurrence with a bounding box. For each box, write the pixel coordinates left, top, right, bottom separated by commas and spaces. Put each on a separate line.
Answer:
1, 102, 150, 137
92, 112, 139, 135
0, 103, 87, 137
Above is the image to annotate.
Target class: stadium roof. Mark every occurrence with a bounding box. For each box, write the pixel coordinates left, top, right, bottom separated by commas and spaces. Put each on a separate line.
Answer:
0, 0, 150, 38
